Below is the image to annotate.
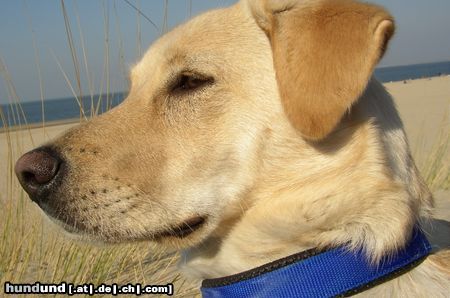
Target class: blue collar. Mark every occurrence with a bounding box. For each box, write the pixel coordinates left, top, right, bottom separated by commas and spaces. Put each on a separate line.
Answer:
201, 228, 431, 298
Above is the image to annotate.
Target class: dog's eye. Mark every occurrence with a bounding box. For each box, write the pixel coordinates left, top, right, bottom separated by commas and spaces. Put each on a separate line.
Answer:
171, 73, 213, 94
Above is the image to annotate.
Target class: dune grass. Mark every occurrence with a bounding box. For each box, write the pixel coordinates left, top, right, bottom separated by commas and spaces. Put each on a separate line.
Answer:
0, 1, 448, 297
415, 114, 450, 191
0, 190, 198, 297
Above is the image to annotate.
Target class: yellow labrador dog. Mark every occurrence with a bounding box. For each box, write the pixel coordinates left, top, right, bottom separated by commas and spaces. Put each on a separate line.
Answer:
15, 0, 450, 296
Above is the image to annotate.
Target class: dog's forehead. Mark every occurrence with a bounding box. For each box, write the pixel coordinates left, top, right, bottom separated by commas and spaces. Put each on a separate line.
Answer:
131, 3, 264, 81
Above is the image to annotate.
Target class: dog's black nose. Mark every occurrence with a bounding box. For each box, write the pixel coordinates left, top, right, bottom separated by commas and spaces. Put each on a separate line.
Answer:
15, 147, 63, 202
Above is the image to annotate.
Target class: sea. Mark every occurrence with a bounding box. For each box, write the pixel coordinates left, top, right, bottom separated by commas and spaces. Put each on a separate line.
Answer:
1, 61, 450, 128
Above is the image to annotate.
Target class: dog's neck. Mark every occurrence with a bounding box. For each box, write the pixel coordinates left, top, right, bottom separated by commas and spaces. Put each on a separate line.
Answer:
181, 81, 432, 280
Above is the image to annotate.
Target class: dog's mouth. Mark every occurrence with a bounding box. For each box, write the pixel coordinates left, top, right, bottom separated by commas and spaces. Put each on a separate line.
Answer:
154, 216, 207, 239
47, 213, 207, 243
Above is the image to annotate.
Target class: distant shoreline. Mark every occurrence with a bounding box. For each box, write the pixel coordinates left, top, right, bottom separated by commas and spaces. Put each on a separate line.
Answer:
380, 72, 450, 83
374, 60, 450, 83
0, 118, 80, 133
382, 73, 450, 84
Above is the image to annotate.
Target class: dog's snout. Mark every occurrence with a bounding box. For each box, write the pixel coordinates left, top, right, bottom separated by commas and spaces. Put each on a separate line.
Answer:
15, 147, 63, 201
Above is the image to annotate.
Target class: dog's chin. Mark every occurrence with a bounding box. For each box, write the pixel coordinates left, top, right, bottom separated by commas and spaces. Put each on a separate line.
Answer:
44, 212, 210, 248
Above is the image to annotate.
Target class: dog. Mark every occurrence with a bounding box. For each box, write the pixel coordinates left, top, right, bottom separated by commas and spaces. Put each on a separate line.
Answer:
15, 0, 450, 296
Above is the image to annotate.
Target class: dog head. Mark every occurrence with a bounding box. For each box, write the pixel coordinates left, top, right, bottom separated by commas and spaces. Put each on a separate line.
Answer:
16, 0, 421, 258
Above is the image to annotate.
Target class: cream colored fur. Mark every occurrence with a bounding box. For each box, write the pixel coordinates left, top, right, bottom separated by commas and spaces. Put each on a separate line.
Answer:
23, 0, 449, 296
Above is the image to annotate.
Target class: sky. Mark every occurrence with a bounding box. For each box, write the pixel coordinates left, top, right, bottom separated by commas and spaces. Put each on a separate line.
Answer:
0, 0, 449, 103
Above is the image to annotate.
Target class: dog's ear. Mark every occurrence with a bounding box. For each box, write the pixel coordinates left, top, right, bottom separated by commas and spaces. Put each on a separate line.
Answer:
248, 0, 395, 140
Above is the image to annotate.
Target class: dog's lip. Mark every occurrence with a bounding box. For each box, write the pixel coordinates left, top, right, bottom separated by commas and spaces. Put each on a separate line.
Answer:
154, 216, 206, 239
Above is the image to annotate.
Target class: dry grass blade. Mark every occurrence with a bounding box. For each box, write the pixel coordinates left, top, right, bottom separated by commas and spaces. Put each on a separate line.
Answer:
50, 50, 87, 121
0, 57, 35, 145
418, 113, 450, 190
122, 0, 160, 34
136, 0, 142, 58
24, 0, 47, 138
73, 0, 95, 118
113, 0, 130, 91
60, 0, 84, 118
162, 0, 169, 34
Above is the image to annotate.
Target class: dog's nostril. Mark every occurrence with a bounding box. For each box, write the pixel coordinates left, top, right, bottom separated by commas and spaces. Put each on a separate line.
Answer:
15, 147, 62, 199
22, 170, 38, 184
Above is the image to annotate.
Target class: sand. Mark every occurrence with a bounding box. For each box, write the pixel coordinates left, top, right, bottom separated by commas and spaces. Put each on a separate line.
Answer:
384, 76, 450, 153
1, 76, 449, 217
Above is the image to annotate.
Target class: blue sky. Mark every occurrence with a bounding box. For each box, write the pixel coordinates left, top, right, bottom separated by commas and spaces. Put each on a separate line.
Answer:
0, 0, 449, 103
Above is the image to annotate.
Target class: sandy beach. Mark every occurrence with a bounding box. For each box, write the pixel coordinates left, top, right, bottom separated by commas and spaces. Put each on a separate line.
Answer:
1, 76, 449, 217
